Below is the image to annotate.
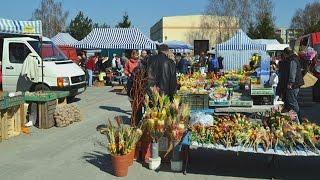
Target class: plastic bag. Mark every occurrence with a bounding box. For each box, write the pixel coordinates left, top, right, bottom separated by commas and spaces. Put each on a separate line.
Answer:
189, 112, 214, 126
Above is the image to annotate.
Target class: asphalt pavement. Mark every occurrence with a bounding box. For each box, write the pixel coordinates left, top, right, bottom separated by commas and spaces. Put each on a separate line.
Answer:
0, 86, 320, 180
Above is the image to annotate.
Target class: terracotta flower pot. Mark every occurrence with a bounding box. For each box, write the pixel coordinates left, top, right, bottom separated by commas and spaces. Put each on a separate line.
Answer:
111, 153, 129, 177
128, 149, 135, 166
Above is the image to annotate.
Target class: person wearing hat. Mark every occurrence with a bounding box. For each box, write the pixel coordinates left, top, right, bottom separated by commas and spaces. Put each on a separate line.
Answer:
282, 47, 304, 122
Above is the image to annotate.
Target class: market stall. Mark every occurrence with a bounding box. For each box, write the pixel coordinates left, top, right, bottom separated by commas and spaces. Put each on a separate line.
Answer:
75, 28, 156, 50
51, 33, 79, 63
51, 32, 79, 47
0, 92, 25, 142
162, 40, 193, 53
216, 29, 267, 71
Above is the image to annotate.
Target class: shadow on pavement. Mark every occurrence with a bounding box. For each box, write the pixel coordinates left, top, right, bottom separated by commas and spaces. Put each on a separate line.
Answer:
83, 151, 113, 175
175, 148, 320, 179
99, 106, 131, 115
67, 97, 81, 103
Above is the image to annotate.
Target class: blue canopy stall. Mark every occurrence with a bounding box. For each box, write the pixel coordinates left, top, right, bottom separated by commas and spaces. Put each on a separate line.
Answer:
51, 33, 79, 46
162, 40, 193, 53
216, 29, 267, 71
75, 28, 156, 50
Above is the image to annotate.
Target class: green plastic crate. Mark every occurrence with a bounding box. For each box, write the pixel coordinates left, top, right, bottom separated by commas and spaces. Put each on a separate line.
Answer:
0, 99, 7, 110
250, 85, 274, 96
209, 100, 230, 107
180, 93, 209, 110
54, 91, 70, 99
25, 92, 57, 102
6, 95, 25, 108
230, 100, 253, 107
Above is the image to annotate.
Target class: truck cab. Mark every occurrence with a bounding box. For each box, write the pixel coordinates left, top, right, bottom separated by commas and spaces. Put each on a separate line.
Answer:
0, 36, 86, 98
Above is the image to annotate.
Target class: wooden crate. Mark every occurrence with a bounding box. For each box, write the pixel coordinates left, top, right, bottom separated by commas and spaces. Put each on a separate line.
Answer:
37, 100, 57, 129
0, 105, 24, 142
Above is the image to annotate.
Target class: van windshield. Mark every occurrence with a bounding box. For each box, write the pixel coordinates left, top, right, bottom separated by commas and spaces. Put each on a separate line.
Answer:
28, 41, 68, 61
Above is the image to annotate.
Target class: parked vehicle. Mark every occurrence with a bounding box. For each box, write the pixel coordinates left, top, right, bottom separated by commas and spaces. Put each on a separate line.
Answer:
0, 36, 86, 98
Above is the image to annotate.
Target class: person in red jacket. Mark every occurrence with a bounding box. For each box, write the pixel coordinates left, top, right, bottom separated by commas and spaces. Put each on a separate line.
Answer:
124, 50, 140, 77
86, 53, 99, 86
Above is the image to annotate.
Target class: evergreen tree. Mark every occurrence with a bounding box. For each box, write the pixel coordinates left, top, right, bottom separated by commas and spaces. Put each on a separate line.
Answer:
68, 11, 93, 40
116, 12, 131, 28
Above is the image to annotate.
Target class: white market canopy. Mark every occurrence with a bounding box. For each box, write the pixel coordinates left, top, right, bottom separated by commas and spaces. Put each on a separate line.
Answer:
75, 28, 156, 50
252, 39, 289, 51
0, 18, 42, 36
216, 29, 267, 71
51, 33, 79, 46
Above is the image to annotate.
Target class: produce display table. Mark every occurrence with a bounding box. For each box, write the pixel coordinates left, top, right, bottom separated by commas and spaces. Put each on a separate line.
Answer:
189, 142, 320, 156
25, 92, 60, 129
0, 93, 25, 142
180, 130, 320, 175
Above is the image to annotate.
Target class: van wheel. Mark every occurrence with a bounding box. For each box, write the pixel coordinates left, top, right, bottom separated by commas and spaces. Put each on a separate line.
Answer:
33, 84, 50, 92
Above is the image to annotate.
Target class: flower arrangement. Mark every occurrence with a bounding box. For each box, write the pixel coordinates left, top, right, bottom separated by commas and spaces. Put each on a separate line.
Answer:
142, 87, 190, 143
191, 110, 320, 153
100, 117, 143, 156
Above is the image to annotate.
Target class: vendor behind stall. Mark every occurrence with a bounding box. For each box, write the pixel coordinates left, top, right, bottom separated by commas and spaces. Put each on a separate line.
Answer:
208, 53, 219, 74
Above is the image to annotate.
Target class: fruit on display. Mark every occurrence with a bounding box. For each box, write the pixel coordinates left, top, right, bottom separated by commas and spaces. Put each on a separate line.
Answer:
209, 87, 228, 100
191, 111, 320, 153
178, 72, 208, 94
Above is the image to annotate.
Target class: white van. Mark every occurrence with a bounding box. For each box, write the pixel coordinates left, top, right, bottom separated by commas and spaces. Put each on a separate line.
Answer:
0, 36, 86, 99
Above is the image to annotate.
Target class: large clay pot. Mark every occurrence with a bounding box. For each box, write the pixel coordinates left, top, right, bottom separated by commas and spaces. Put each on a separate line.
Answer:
128, 148, 135, 166
111, 153, 129, 177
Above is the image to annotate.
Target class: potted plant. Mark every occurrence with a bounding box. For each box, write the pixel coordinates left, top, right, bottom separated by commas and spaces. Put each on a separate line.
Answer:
142, 87, 170, 170
100, 118, 142, 177
166, 96, 190, 172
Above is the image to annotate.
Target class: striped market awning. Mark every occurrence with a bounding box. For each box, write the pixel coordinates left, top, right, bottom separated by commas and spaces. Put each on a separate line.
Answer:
51, 33, 79, 46
0, 18, 42, 36
216, 29, 266, 51
75, 28, 156, 50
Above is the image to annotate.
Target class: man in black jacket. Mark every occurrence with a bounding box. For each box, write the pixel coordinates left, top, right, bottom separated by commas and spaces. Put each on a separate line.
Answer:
147, 44, 177, 98
283, 47, 305, 122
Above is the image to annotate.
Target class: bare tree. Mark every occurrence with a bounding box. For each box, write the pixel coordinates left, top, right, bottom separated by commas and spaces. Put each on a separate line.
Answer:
206, 0, 253, 32
291, 2, 320, 35
32, 0, 69, 37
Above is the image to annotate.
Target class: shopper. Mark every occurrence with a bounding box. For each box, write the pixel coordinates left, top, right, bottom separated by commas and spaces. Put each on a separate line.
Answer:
277, 53, 288, 103
177, 53, 190, 74
78, 51, 87, 68
124, 50, 140, 77
147, 44, 177, 98
140, 50, 149, 67
199, 51, 207, 74
269, 64, 279, 101
283, 47, 305, 122
312, 58, 320, 102
85, 53, 98, 87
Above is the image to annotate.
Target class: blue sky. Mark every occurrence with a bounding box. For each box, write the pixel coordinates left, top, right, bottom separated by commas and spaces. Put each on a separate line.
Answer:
0, 0, 317, 36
